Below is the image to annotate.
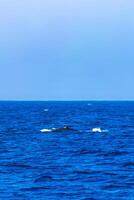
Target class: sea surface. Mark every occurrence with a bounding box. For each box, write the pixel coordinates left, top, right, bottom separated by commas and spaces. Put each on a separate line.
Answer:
0, 101, 134, 200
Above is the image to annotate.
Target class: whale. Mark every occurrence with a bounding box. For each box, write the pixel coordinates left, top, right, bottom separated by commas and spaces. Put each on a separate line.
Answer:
52, 126, 77, 132
40, 126, 77, 133
40, 126, 108, 133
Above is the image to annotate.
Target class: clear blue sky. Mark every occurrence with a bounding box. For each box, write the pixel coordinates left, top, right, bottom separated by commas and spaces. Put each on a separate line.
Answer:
0, 0, 134, 100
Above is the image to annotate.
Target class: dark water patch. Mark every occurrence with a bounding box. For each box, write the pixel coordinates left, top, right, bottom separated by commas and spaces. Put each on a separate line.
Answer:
0, 170, 7, 174
122, 161, 134, 168
1, 163, 34, 169
73, 148, 100, 156
20, 186, 51, 192
103, 172, 118, 176
0, 149, 12, 154
101, 150, 129, 157
82, 198, 96, 200
12, 192, 28, 199
102, 184, 127, 190
74, 170, 101, 175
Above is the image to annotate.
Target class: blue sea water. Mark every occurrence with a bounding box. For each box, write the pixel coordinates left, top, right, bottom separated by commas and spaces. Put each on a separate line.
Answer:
0, 101, 134, 200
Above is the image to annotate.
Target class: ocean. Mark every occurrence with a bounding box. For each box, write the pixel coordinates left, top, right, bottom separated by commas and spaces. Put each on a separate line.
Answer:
0, 101, 134, 200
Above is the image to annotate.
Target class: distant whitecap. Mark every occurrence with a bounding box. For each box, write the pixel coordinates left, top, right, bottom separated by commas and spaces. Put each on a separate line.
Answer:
44, 109, 49, 112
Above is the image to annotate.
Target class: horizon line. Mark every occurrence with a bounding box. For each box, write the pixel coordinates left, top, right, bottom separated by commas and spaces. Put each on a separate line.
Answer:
0, 99, 134, 102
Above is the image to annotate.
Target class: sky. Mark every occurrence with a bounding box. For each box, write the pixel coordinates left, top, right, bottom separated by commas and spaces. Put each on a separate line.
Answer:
0, 0, 134, 100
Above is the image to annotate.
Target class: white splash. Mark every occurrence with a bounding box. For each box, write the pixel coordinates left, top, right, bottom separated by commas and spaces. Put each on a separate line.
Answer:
91, 128, 108, 133
40, 128, 52, 133
92, 128, 102, 132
